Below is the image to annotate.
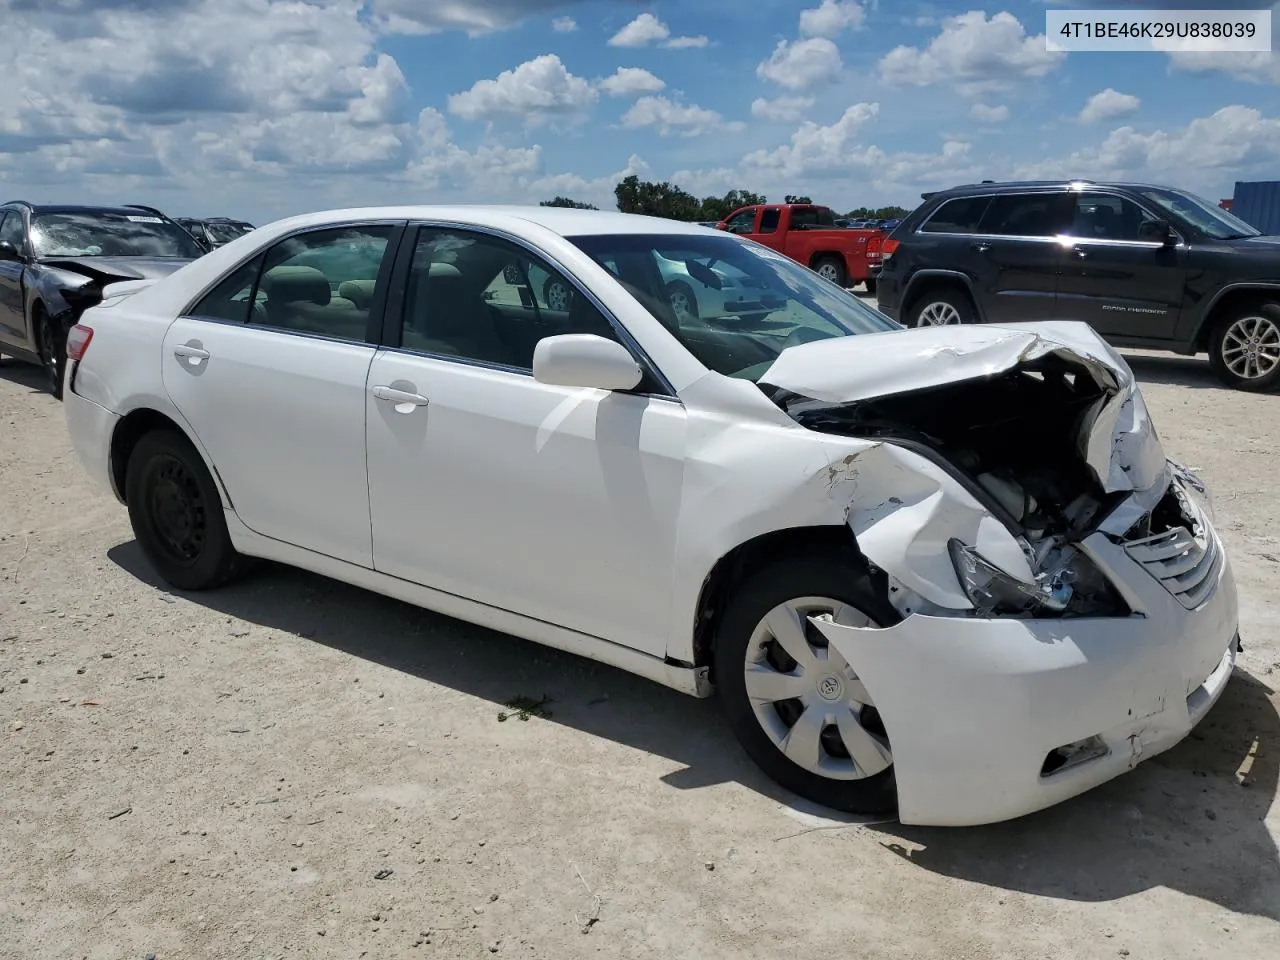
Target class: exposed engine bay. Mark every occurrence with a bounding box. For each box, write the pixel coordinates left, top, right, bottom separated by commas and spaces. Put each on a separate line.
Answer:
763, 351, 1178, 619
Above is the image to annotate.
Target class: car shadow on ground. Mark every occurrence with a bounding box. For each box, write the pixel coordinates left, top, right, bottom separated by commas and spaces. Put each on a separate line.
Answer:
108, 541, 1280, 920
0, 358, 50, 393
1120, 352, 1224, 390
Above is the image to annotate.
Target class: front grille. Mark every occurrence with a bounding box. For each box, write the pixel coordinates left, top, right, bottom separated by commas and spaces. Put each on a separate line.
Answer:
1123, 508, 1222, 609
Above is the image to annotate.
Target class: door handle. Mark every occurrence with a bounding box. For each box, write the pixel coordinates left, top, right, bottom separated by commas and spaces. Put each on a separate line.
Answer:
372, 385, 429, 407
173, 342, 209, 363
1072, 248, 1089, 259
972, 242, 991, 253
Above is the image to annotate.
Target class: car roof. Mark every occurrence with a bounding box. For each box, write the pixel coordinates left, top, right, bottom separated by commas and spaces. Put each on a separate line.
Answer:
258, 205, 719, 239
4, 202, 175, 217
933, 180, 1179, 198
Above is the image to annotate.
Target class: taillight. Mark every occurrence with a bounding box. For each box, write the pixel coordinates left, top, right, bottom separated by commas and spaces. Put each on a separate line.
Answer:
66, 324, 94, 361
882, 238, 900, 257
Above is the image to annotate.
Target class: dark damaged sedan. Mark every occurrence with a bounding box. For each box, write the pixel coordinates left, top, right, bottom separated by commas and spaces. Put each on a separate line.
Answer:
0, 202, 203, 398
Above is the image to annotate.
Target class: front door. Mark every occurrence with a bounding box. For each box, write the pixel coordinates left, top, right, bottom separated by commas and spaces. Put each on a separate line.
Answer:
1054, 192, 1187, 340
161, 221, 403, 567
365, 225, 687, 657
969, 191, 1073, 324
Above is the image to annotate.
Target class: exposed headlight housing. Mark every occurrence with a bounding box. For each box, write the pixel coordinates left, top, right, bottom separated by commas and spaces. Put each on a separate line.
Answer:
1170, 462, 1215, 525
947, 538, 1129, 618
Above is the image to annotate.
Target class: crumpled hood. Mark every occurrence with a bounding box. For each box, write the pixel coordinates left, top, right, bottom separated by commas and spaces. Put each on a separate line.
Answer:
38, 256, 191, 284
760, 319, 1168, 495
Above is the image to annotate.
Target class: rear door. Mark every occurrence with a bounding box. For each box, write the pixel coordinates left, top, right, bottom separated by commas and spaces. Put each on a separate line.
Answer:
161, 221, 404, 567
743, 206, 787, 253
969, 192, 1073, 324
1054, 191, 1187, 340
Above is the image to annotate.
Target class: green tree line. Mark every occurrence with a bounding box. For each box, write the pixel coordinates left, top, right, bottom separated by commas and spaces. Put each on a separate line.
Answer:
542, 176, 910, 223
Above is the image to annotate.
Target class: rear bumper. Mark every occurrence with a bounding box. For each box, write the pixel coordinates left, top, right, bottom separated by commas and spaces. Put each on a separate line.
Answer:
65, 383, 122, 502
814, 528, 1240, 827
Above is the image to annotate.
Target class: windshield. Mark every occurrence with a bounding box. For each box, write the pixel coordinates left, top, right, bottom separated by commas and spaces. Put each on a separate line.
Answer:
1138, 187, 1261, 240
31, 211, 204, 259
207, 222, 252, 243
568, 233, 899, 381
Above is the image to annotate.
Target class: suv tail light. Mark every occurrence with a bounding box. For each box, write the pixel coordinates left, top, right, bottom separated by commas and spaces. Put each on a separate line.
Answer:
66, 324, 94, 361
882, 237, 900, 258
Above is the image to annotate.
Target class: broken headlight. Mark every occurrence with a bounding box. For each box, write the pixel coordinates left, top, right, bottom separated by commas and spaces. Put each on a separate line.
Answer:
947, 539, 1129, 618
1170, 462, 1215, 525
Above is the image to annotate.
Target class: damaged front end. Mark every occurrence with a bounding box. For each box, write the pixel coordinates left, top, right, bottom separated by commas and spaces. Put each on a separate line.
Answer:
759, 321, 1173, 618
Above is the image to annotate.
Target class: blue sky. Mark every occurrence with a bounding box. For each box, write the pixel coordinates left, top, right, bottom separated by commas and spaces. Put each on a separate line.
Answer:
2, 0, 1278, 221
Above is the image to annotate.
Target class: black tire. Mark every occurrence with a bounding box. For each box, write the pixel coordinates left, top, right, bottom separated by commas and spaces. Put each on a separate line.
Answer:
812, 256, 847, 288
864, 279, 878, 297
714, 554, 900, 815
125, 428, 249, 591
35, 309, 65, 400
543, 277, 572, 311
1208, 301, 1280, 393
906, 286, 977, 327
667, 280, 699, 321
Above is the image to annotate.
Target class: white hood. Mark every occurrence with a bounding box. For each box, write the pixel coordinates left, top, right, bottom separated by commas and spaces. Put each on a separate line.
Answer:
759, 320, 1168, 495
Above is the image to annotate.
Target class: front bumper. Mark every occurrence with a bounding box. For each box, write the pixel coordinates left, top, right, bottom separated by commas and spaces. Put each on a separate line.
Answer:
814, 524, 1240, 827
65, 382, 122, 502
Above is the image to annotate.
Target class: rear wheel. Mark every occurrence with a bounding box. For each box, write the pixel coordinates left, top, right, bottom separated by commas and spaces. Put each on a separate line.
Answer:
907, 287, 976, 327
813, 256, 847, 288
714, 555, 899, 814
125, 429, 250, 591
543, 278, 572, 311
1209, 302, 1280, 392
667, 281, 698, 323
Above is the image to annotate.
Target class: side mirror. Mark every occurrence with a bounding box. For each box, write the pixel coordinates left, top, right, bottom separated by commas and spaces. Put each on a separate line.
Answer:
715, 222, 728, 231
1139, 218, 1177, 246
532, 334, 643, 391
0, 240, 23, 262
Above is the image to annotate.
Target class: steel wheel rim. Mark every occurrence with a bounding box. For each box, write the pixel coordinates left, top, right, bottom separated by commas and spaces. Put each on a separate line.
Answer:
1221, 315, 1280, 380
744, 596, 891, 781
37, 315, 58, 390
147, 455, 207, 565
917, 301, 961, 326
546, 282, 571, 311
670, 289, 695, 321
817, 263, 841, 283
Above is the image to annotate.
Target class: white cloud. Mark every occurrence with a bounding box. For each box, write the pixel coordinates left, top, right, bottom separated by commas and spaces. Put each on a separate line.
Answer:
799, 1, 865, 39
447, 54, 597, 126
1168, 50, 1280, 85
551, 16, 577, 33
751, 96, 815, 122
1079, 88, 1140, 124
756, 38, 843, 90
970, 103, 1010, 123
743, 103, 881, 176
600, 67, 666, 98
880, 11, 1064, 95
621, 96, 740, 137
371, 0, 579, 36
607, 12, 707, 49
1013, 106, 1280, 187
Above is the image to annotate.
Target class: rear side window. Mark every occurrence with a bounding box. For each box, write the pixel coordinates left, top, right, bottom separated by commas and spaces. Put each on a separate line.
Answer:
188, 255, 264, 322
758, 208, 781, 233
978, 194, 1071, 237
919, 196, 991, 234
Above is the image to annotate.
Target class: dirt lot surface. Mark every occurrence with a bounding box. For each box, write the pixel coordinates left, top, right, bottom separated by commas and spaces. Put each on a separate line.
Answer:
2, 345, 1278, 960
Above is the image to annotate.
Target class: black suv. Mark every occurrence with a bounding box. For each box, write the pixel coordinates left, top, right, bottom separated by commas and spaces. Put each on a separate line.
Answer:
176, 217, 255, 251
0, 201, 203, 397
876, 180, 1280, 391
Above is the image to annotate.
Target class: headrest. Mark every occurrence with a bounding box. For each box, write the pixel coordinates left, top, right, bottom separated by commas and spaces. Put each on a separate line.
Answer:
338, 279, 375, 308
261, 265, 330, 305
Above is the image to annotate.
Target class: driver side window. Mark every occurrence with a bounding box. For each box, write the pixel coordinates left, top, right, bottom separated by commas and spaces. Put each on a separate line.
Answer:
724, 209, 757, 234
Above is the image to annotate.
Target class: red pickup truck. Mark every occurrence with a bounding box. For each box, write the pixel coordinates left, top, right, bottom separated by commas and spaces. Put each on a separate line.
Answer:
716, 203, 882, 293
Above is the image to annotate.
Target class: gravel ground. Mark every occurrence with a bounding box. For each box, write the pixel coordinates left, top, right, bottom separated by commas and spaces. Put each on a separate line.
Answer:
1, 342, 1278, 960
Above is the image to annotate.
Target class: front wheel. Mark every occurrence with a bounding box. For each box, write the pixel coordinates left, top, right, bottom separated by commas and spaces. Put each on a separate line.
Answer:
714, 555, 899, 814
36, 311, 65, 400
813, 256, 847, 288
125, 429, 250, 591
1209, 302, 1280, 392
667, 281, 698, 322
543, 278, 572, 312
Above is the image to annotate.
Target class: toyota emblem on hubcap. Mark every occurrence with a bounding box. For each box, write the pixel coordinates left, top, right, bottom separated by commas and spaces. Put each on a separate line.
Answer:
817, 675, 844, 701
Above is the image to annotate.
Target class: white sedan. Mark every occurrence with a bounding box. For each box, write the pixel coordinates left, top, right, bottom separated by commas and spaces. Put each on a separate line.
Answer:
62, 205, 1240, 826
